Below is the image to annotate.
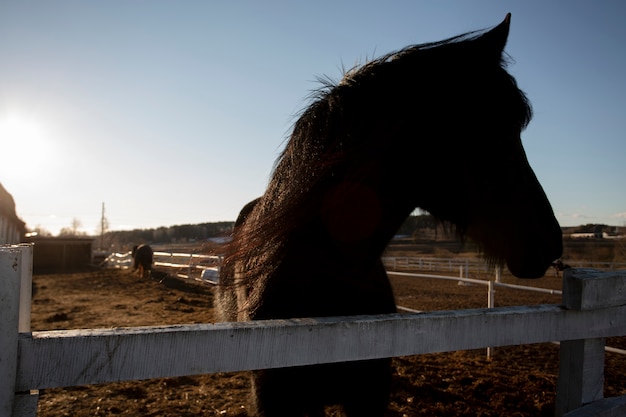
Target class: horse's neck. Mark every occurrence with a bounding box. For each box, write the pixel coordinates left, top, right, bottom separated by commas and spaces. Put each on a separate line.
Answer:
292, 186, 413, 267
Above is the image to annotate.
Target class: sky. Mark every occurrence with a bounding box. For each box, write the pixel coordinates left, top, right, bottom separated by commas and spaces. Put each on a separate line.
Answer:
1, 1, 625, 236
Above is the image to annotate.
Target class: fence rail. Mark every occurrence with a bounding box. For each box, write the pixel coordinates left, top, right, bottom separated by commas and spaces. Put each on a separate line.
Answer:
2, 244, 626, 417
15, 304, 626, 391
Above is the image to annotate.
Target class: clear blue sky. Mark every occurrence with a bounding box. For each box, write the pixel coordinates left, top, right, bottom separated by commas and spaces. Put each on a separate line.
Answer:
1, 1, 625, 235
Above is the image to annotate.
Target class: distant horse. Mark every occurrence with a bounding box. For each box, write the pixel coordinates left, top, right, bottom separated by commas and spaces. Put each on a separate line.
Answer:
218, 14, 562, 417
131, 244, 153, 278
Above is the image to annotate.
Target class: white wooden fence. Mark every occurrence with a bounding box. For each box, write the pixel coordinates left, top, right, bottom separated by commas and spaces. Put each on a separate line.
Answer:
103, 250, 221, 283
2, 244, 626, 417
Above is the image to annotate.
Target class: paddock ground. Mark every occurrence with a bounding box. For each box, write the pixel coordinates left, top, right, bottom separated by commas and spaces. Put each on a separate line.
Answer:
31, 265, 625, 417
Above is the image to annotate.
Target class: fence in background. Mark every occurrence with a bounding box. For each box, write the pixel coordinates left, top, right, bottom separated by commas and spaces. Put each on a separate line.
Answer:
4, 245, 626, 416
381, 256, 626, 275
103, 250, 221, 283
105, 251, 626, 284
382, 256, 486, 276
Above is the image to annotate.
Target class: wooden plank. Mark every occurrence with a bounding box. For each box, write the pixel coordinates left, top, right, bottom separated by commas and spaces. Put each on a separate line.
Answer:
563, 268, 626, 310
0, 247, 22, 416
16, 303, 626, 391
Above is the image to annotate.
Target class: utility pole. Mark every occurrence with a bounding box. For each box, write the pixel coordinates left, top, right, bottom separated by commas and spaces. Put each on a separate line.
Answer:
100, 202, 105, 250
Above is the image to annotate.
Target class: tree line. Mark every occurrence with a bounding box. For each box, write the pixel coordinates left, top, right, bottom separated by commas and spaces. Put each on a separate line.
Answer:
103, 221, 235, 248
104, 214, 443, 247
37, 213, 619, 251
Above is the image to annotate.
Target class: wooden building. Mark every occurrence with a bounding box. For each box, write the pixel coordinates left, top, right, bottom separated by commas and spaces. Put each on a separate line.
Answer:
0, 182, 26, 244
24, 236, 95, 273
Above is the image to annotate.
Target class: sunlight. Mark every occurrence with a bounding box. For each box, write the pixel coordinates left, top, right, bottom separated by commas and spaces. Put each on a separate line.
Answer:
0, 113, 49, 175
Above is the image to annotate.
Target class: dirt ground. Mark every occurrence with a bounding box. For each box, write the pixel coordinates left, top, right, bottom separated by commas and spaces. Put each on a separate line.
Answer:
30, 263, 625, 417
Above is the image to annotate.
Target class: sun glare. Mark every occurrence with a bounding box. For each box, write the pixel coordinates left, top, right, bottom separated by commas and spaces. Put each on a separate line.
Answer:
0, 113, 50, 176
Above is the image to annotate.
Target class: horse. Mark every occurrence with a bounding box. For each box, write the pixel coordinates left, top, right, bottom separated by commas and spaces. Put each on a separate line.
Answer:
217, 14, 563, 417
131, 244, 153, 279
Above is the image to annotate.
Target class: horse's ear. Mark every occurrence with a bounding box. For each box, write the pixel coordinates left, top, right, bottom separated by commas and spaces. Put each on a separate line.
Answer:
476, 13, 511, 58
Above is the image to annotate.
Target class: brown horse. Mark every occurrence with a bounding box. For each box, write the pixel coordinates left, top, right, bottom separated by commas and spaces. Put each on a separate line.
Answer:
219, 14, 562, 417
131, 244, 153, 279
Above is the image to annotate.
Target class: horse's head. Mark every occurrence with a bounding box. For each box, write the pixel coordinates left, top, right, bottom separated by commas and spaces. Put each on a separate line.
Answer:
407, 14, 562, 278
338, 14, 562, 278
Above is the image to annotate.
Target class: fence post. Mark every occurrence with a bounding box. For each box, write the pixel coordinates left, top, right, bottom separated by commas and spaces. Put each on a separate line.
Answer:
1, 245, 39, 417
555, 268, 626, 416
14, 245, 39, 417
0, 246, 22, 416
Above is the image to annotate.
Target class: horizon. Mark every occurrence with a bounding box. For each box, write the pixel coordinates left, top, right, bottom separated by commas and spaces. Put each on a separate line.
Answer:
21, 216, 626, 239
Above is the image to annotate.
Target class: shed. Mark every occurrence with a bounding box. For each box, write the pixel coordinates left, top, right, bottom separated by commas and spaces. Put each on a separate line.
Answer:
24, 236, 95, 273
0, 182, 26, 244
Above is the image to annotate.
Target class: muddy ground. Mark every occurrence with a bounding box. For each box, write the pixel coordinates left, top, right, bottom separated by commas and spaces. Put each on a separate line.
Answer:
30, 263, 625, 417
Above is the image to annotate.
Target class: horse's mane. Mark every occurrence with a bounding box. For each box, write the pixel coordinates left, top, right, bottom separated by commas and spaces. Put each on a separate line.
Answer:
223, 23, 532, 284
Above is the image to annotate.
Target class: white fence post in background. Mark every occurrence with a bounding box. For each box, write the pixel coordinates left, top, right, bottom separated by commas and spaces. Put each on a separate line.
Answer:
555, 268, 626, 417
487, 280, 495, 309
486, 280, 496, 359
495, 265, 502, 283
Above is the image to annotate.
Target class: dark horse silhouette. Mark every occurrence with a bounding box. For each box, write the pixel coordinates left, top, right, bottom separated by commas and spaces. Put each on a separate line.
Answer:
218, 14, 562, 417
131, 244, 153, 278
